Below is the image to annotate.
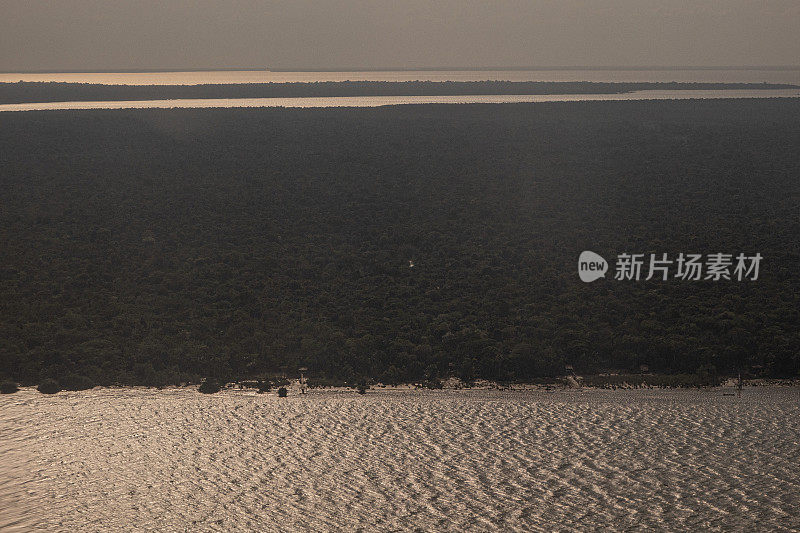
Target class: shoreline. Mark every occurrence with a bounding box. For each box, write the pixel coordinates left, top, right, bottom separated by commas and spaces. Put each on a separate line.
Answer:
3, 377, 798, 396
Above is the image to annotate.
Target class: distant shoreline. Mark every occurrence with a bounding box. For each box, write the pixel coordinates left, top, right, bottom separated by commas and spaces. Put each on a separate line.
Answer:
0, 68, 270, 74
3, 66, 800, 74
2, 80, 798, 105
269, 66, 800, 72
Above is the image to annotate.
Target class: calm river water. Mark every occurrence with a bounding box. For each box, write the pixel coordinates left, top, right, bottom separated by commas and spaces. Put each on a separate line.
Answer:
1, 387, 799, 531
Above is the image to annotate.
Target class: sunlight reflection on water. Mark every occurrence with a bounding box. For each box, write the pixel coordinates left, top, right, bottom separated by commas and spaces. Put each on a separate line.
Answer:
1, 387, 799, 531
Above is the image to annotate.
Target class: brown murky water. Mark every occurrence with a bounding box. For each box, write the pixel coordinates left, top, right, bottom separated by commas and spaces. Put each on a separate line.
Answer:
1, 387, 799, 531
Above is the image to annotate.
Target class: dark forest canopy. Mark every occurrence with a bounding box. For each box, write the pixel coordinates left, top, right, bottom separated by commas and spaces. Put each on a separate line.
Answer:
0, 80, 798, 104
0, 99, 799, 387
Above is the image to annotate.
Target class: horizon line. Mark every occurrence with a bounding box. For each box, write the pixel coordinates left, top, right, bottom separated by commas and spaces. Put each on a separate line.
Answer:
2, 65, 800, 74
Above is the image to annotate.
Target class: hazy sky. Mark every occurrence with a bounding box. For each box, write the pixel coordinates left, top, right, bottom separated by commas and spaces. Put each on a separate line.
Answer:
1, 1, 799, 71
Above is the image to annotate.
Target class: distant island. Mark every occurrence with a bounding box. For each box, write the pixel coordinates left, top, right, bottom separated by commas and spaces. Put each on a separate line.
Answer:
1, 80, 798, 104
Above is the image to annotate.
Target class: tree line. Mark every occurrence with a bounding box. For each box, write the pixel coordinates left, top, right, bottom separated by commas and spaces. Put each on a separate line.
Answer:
0, 98, 798, 388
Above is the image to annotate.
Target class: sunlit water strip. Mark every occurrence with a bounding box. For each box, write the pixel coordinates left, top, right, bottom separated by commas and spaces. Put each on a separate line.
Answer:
2, 89, 799, 112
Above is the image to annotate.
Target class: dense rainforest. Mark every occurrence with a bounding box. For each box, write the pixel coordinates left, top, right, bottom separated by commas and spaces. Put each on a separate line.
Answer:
0, 99, 799, 387
0, 81, 797, 104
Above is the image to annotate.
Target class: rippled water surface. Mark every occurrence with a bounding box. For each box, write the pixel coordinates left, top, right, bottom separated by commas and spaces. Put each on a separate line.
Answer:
2, 388, 799, 531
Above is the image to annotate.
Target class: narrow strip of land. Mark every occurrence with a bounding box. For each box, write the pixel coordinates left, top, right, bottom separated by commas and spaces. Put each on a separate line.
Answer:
1, 81, 797, 104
